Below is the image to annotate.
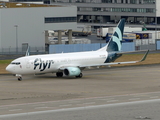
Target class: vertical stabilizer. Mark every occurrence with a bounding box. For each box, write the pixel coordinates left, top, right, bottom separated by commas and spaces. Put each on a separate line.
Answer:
97, 19, 125, 52
107, 18, 125, 52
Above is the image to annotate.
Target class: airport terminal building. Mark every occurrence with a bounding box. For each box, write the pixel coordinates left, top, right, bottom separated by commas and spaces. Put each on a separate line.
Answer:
51, 0, 160, 30
0, 2, 77, 53
6, 0, 160, 30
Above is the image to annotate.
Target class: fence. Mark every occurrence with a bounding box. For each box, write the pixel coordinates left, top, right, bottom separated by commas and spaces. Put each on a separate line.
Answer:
134, 39, 157, 51
157, 41, 160, 50
0, 46, 46, 55
1, 41, 160, 55
49, 43, 135, 54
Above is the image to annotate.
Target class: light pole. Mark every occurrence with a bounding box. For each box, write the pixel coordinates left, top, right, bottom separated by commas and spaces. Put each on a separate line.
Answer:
100, 15, 102, 48
155, 9, 157, 41
14, 25, 18, 53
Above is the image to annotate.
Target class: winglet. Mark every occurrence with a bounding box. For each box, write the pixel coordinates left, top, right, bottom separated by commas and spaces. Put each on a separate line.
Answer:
139, 50, 149, 62
25, 46, 30, 56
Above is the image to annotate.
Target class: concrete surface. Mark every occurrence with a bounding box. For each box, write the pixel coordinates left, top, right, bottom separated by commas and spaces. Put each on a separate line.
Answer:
0, 64, 160, 119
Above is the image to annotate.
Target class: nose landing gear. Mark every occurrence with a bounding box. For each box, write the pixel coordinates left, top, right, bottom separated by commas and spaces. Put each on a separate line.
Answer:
18, 77, 22, 81
16, 74, 22, 81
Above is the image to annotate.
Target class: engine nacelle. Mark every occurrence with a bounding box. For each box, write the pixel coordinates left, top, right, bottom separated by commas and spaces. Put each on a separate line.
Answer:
64, 67, 81, 76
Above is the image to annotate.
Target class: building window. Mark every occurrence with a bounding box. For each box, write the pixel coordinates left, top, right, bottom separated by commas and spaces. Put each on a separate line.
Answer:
78, 6, 155, 13
45, 17, 77, 23
143, 0, 155, 4
111, 7, 155, 13
130, 0, 136, 4
102, 0, 112, 3
44, 0, 50, 4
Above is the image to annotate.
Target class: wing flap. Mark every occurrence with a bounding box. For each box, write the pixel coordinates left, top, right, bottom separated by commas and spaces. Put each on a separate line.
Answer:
79, 61, 138, 68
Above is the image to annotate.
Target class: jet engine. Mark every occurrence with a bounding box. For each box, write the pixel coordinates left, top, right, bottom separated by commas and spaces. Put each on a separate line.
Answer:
64, 67, 81, 76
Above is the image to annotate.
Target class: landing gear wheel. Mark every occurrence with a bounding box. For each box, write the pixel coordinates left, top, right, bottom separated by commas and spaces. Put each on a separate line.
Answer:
18, 77, 22, 81
56, 72, 63, 77
76, 73, 83, 78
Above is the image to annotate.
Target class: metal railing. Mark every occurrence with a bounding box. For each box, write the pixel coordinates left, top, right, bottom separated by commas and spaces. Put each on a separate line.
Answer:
0, 47, 46, 55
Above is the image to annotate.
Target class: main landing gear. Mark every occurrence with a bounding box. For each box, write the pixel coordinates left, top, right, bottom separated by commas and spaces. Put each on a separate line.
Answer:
56, 72, 63, 77
76, 73, 83, 78
56, 72, 83, 78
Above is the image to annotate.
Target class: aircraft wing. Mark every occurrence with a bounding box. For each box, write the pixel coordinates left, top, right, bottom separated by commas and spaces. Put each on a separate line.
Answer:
79, 50, 149, 68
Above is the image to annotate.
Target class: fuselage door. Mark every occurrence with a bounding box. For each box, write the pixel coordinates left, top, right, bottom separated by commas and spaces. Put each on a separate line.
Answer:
25, 58, 30, 68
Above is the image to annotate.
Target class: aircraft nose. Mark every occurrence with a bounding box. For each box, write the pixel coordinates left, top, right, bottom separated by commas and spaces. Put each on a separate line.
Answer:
6, 65, 14, 73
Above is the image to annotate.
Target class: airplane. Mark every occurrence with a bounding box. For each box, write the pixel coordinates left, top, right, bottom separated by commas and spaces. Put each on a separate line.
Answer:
6, 19, 149, 81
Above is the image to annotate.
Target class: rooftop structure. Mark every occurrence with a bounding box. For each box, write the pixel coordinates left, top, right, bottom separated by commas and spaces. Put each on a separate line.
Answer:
0, 2, 61, 8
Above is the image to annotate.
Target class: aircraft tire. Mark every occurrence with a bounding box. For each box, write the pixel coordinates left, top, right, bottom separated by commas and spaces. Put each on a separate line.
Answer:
79, 73, 83, 78
18, 77, 22, 81
76, 73, 83, 78
56, 72, 63, 77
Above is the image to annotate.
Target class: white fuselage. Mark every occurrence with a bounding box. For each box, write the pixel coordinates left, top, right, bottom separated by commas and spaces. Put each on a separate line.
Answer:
6, 50, 108, 75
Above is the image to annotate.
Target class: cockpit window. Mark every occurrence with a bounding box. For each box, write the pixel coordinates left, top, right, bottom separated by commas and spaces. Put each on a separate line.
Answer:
11, 62, 21, 65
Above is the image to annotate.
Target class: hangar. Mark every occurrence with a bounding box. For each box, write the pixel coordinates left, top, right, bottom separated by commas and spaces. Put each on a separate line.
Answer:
0, 2, 77, 53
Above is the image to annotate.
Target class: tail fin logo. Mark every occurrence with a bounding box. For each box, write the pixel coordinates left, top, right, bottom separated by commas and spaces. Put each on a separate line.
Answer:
107, 19, 125, 52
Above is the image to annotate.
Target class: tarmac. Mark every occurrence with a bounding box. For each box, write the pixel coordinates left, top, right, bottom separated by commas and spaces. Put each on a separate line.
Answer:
0, 64, 160, 119
0, 64, 160, 106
